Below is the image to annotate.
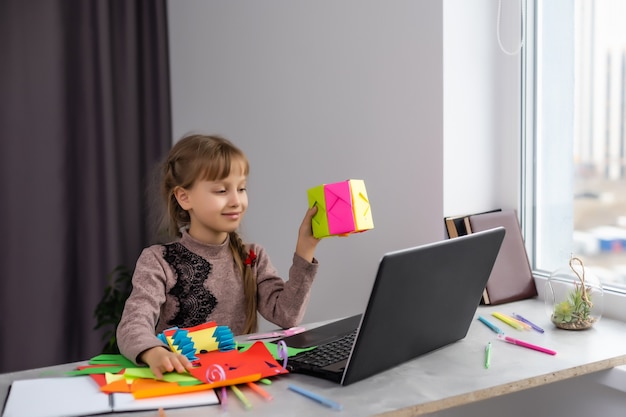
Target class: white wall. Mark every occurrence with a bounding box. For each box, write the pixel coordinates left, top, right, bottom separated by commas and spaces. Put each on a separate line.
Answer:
167, 0, 444, 328
443, 0, 522, 216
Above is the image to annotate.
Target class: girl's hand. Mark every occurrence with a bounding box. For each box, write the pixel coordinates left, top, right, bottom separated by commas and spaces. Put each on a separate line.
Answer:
139, 346, 194, 379
295, 205, 321, 262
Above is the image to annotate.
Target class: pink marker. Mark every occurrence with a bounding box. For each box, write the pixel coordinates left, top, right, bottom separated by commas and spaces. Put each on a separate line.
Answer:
498, 334, 556, 355
246, 326, 306, 340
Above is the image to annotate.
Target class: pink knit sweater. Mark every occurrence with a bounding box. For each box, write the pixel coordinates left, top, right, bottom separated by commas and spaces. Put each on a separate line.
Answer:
116, 230, 319, 363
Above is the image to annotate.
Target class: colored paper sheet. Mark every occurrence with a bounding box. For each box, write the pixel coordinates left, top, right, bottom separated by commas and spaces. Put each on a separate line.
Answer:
308, 184, 330, 238
349, 179, 374, 231
100, 378, 131, 393
89, 354, 136, 368
89, 373, 107, 387
69, 364, 127, 389
325, 181, 355, 235
123, 367, 200, 384
105, 373, 126, 384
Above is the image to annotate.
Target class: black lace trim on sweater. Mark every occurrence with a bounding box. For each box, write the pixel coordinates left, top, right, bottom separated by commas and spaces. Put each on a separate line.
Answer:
163, 242, 217, 328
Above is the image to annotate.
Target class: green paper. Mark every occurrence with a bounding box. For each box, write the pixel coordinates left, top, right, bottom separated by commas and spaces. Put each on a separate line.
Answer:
122, 367, 155, 379
65, 366, 124, 376
163, 373, 202, 384
177, 379, 204, 386
123, 367, 200, 384
89, 354, 136, 369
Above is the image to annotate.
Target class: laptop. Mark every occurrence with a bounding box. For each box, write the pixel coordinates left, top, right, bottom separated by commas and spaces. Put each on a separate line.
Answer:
277, 227, 505, 385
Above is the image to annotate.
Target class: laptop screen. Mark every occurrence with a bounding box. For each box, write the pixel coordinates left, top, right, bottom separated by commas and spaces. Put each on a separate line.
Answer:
342, 227, 505, 385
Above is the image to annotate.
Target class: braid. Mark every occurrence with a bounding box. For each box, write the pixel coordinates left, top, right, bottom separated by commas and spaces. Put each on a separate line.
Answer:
229, 232, 258, 333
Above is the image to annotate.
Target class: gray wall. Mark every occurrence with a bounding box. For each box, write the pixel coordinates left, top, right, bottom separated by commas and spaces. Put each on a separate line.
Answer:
168, 0, 444, 328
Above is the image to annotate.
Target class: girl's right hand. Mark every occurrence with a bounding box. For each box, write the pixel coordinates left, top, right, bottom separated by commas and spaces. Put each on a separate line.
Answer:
139, 346, 194, 379
295, 205, 321, 263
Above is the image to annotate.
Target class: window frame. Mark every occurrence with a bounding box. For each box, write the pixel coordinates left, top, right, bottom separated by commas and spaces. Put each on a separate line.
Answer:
522, 0, 626, 321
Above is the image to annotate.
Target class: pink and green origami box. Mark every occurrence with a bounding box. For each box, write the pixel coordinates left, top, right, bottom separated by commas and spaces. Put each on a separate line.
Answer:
307, 179, 374, 238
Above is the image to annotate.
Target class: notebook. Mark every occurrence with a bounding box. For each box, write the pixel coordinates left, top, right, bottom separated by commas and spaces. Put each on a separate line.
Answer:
278, 227, 505, 386
1, 376, 219, 417
467, 209, 537, 304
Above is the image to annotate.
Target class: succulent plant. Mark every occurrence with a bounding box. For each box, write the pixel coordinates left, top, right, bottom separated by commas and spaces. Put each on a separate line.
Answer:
552, 283, 592, 326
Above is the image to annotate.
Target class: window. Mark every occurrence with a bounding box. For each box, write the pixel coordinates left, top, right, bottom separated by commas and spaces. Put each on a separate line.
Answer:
526, 0, 626, 296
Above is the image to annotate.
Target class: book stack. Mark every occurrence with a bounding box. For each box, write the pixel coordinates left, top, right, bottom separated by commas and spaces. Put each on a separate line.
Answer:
444, 209, 537, 305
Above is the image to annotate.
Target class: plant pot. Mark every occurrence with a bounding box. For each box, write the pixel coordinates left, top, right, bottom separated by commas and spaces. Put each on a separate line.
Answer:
545, 259, 603, 330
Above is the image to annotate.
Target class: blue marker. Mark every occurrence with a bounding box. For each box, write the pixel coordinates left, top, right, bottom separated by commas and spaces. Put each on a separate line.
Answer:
287, 384, 343, 411
478, 315, 504, 334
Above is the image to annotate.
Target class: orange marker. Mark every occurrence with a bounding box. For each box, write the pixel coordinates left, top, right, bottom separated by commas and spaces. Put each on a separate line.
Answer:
247, 381, 273, 400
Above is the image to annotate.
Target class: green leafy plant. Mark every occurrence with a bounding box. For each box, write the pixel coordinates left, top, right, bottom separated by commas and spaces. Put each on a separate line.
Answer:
93, 265, 133, 353
551, 257, 595, 330
552, 283, 593, 327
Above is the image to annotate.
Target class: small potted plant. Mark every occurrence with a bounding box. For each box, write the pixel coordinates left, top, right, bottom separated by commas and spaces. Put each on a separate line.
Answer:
545, 256, 603, 330
93, 265, 133, 353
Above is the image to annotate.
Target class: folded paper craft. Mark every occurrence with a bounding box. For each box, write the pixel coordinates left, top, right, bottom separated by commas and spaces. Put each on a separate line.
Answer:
64, 340, 287, 401
307, 179, 374, 238
157, 321, 235, 363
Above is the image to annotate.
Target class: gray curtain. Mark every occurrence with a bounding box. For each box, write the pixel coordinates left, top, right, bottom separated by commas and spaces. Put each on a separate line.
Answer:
0, 0, 171, 372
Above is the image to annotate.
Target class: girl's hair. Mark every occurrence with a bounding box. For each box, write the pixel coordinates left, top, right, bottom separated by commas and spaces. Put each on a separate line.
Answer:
162, 134, 258, 333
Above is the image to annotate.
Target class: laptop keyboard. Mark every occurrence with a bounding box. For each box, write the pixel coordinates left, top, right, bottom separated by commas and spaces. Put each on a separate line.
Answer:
289, 329, 358, 368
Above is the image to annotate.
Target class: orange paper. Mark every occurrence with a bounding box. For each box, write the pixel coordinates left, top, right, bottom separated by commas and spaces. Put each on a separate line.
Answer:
100, 378, 131, 393
131, 374, 261, 399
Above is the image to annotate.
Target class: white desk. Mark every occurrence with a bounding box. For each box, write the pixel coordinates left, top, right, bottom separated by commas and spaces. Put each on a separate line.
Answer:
2, 299, 626, 417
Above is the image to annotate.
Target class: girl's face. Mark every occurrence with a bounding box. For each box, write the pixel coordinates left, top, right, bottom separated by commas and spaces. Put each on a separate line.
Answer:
175, 162, 248, 245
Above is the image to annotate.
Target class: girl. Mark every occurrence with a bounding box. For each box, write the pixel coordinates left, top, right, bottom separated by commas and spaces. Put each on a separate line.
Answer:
116, 134, 321, 378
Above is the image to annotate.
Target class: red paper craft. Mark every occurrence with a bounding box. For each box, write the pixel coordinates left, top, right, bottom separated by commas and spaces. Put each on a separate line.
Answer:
189, 341, 288, 383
